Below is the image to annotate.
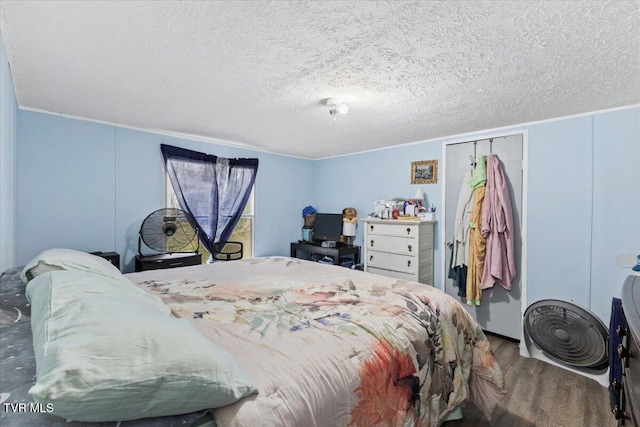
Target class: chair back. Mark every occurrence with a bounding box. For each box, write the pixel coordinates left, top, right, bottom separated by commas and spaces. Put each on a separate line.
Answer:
212, 241, 243, 261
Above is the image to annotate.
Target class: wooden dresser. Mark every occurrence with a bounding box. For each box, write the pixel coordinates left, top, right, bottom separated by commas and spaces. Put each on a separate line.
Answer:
620, 273, 640, 426
363, 218, 435, 285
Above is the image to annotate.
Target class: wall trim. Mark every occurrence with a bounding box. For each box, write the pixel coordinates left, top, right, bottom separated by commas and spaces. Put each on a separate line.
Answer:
18, 106, 314, 161
316, 103, 639, 160
19, 104, 639, 162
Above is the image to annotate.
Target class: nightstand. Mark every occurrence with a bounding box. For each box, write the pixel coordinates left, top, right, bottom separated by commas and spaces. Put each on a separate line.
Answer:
134, 253, 202, 272
90, 251, 120, 270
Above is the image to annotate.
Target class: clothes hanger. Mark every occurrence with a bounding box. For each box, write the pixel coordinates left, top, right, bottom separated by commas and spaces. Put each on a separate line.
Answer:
470, 141, 477, 167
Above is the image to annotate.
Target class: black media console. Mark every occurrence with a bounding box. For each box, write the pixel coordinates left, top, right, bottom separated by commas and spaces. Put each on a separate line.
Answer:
290, 241, 360, 267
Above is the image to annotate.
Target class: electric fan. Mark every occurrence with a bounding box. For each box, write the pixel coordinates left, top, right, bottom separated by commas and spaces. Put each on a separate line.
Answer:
138, 208, 200, 256
523, 299, 608, 375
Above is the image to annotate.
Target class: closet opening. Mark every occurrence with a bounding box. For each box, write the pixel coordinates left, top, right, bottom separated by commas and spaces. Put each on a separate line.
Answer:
441, 132, 527, 341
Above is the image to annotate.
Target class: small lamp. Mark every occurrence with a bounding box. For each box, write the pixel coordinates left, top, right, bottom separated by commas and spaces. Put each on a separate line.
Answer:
342, 207, 358, 246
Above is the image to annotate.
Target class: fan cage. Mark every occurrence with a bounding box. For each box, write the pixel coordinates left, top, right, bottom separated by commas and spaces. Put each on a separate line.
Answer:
138, 208, 200, 255
523, 299, 608, 370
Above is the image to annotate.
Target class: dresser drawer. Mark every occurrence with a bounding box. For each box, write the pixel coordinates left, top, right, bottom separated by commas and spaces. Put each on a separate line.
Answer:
366, 222, 419, 238
368, 248, 432, 272
367, 266, 417, 282
624, 367, 640, 427
367, 235, 417, 255
624, 329, 640, 427
368, 250, 416, 274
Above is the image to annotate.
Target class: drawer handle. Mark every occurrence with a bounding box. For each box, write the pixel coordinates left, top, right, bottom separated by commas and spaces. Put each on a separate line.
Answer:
369, 255, 373, 262
612, 406, 624, 420
370, 225, 374, 232
407, 260, 411, 267
406, 227, 411, 235
616, 325, 626, 337
617, 344, 630, 359
407, 244, 412, 252
370, 239, 375, 247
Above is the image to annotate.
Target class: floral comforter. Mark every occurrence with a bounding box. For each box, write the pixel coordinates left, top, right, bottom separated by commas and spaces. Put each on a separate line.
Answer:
127, 257, 506, 427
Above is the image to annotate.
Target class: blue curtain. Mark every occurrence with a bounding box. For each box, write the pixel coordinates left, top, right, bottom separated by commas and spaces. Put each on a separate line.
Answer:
160, 144, 258, 256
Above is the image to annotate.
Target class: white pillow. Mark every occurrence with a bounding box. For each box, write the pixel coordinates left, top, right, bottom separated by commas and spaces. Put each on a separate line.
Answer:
26, 271, 257, 422
21, 248, 122, 283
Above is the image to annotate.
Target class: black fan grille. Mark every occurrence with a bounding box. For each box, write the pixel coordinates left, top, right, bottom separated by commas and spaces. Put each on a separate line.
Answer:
139, 208, 198, 253
524, 300, 608, 369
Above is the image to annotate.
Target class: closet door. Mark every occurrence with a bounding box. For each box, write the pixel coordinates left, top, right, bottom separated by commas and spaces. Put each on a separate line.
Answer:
444, 135, 523, 340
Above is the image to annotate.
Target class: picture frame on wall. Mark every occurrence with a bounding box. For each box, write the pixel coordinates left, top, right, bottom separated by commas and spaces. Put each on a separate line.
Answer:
411, 160, 438, 184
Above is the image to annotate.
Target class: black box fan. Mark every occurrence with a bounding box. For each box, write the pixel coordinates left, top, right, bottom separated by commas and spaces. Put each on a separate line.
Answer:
524, 299, 608, 370
138, 208, 200, 256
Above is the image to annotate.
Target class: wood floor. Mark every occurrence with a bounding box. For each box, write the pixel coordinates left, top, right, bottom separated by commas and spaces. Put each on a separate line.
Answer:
445, 334, 616, 427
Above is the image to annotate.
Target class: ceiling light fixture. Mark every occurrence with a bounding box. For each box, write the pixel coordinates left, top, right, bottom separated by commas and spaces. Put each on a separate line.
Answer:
325, 98, 349, 121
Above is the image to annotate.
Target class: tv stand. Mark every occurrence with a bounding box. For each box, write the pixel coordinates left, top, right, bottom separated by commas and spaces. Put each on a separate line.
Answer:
290, 241, 360, 267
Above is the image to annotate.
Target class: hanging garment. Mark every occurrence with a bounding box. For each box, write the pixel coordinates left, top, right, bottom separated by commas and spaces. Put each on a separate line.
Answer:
466, 155, 487, 306
452, 265, 468, 298
451, 168, 474, 268
467, 154, 487, 189
466, 185, 486, 306
448, 243, 468, 297
480, 153, 516, 290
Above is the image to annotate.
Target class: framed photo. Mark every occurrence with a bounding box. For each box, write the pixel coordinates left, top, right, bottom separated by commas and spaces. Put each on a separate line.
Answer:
411, 160, 438, 184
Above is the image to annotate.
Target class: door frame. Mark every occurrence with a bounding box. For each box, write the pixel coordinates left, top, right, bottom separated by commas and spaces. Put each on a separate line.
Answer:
440, 129, 529, 346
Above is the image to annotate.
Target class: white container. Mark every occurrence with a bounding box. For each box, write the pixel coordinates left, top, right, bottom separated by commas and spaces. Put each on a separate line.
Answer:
404, 204, 418, 216
342, 222, 356, 236
423, 212, 436, 221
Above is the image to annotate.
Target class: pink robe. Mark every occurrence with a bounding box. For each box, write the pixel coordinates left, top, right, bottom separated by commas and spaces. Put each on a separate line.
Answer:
480, 154, 516, 290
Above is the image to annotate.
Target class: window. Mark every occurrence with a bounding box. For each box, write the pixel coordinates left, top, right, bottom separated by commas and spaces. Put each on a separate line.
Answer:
166, 179, 255, 262
227, 187, 254, 259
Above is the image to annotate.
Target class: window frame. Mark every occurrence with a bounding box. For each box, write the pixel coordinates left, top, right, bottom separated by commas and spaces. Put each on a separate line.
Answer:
232, 184, 256, 259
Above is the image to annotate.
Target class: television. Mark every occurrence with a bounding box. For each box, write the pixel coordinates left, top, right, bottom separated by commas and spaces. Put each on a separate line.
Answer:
312, 213, 343, 242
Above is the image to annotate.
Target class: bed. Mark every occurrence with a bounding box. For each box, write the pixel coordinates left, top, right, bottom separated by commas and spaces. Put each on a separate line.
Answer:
1, 251, 506, 426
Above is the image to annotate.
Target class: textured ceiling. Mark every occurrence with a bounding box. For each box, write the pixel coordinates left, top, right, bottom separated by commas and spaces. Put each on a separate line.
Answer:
1, 1, 639, 159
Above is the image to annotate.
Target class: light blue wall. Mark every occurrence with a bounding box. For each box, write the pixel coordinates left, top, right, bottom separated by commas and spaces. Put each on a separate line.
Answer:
314, 107, 640, 323
16, 111, 314, 272
17, 113, 117, 260
527, 117, 593, 308
0, 35, 18, 273
590, 109, 640, 320
524, 109, 639, 323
